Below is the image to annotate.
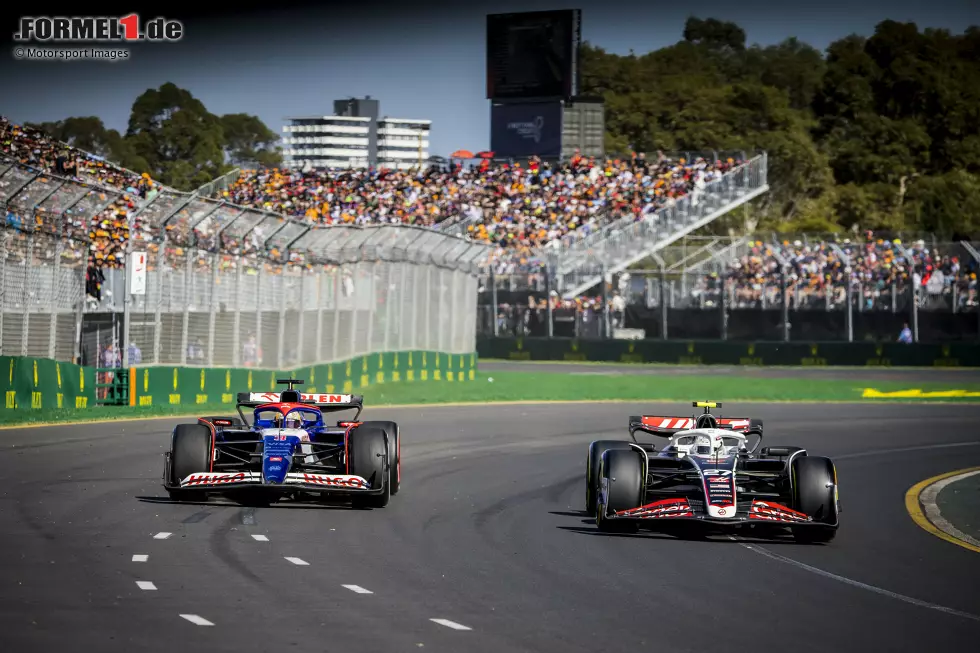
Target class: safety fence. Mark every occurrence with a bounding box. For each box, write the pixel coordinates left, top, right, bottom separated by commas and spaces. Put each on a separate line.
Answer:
1, 351, 477, 417
478, 337, 980, 367
481, 265, 980, 343
0, 157, 489, 373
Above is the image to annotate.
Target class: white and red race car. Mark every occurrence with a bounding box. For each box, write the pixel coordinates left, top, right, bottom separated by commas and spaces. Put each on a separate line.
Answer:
586, 402, 839, 543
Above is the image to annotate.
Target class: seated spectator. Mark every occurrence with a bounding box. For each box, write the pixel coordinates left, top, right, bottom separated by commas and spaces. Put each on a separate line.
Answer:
3, 115, 749, 271
720, 233, 973, 311
217, 152, 743, 255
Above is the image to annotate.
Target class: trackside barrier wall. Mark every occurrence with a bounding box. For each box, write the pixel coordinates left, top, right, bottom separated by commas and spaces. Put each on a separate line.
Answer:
128, 351, 477, 407
0, 356, 96, 412
478, 337, 980, 367
0, 352, 475, 417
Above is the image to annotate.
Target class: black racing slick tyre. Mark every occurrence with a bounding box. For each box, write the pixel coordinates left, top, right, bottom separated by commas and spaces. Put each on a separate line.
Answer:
595, 449, 643, 534
359, 420, 400, 495
348, 426, 390, 509
586, 440, 632, 514
168, 424, 212, 502
791, 455, 839, 543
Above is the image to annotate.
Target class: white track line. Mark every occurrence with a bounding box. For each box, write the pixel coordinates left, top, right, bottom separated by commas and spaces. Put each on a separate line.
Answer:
836, 442, 980, 461
430, 618, 472, 631
153, 532, 172, 540
136, 581, 157, 591
251, 534, 269, 542
732, 537, 980, 622
341, 584, 372, 594
284, 556, 309, 566
179, 614, 214, 626
132, 554, 148, 562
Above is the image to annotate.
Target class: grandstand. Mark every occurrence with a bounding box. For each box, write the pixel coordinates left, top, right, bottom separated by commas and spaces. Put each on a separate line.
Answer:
0, 118, 487, 370
3, 115, 763, 282
4, 116, 978, 348
480, 232, 979, 342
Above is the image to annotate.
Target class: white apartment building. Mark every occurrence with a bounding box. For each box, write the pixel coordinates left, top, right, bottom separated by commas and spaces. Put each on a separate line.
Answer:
281, 109, 431, 171
377, 118, 431, 171
281, 116, 371, 170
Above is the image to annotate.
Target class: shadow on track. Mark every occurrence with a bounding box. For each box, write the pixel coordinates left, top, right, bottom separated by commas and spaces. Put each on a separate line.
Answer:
135, 495, 359, 510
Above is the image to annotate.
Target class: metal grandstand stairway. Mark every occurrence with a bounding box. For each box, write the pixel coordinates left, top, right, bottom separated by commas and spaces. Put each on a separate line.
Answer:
550, 154, 769, 298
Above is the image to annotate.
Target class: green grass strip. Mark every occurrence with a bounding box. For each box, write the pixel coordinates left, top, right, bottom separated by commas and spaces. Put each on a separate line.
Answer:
3, 370, 979, 427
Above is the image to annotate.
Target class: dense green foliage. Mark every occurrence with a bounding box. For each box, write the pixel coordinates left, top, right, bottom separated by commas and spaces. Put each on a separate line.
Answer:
29, 82, 281, 189
583, 18, 980, 237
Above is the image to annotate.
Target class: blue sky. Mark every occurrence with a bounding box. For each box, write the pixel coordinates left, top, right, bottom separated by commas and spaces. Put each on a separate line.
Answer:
1, 0, 978, 158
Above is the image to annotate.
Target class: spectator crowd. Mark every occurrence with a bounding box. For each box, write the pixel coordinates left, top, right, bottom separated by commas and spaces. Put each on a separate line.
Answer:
2, 116, 742, 266
2, 116, 977, 313
1, 117, 161, 301
715, 234, 978, 311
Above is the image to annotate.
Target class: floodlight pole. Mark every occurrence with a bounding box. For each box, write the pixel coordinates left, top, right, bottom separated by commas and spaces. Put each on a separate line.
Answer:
830, 244, 853, 342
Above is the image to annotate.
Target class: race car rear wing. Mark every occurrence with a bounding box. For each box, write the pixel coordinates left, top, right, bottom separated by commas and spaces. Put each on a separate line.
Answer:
236, 391, 364, 419
629, 415, 762, 438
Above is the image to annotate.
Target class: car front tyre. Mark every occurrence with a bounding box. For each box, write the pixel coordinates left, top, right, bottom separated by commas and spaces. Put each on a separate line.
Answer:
791, 456, 839, 543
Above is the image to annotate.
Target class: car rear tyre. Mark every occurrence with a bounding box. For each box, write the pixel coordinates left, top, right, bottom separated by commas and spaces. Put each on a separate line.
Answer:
359, 420, 400, 495
791, 455, 838, 543
168, 423, 212, 502
596, 449, 643, 533
586, 440, 631, 514
348, 426, 390, 509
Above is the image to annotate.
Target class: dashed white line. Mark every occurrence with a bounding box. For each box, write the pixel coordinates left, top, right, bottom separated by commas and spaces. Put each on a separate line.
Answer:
284, 556, 309, 566
342, 584, 372, 594
430, 618, 472, 631
136, 581, 157, 591
132, 554, 148, 562
251, 534, 269, 542
153, 532, 172, 540
179, 614, 214, 626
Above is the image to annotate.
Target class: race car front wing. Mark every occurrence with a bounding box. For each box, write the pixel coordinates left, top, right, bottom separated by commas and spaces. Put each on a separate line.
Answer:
603, 497, 834, 527
170, 471, 376, 493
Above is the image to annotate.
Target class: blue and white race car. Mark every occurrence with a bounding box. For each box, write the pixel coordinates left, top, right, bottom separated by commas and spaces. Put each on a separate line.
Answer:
162, 380, 400, 508
585, 402, 839, 543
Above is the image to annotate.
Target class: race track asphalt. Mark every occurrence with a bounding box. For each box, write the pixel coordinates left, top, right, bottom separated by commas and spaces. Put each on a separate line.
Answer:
2, 398, 980, 652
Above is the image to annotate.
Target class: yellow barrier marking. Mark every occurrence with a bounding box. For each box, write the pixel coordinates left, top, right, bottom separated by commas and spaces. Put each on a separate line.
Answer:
129, 368, 136, 407
905, 467, 980, 554
863, 388, 980, 398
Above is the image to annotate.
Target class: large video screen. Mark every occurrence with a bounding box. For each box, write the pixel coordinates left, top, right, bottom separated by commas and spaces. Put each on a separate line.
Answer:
486, 9, 581, 100
490, 101, 563, 159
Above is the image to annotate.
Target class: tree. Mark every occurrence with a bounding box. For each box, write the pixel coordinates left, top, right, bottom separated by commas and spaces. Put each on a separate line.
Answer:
27, 83, 280, 191
219, 113, 282, 168
125, 82, 230, 189
25, 116, 117, 159
582, 18, 980, 236
683, 17, 746, 52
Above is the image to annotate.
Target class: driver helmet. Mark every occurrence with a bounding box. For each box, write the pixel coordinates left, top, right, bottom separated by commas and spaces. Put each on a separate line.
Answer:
284, 414, 302, 429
